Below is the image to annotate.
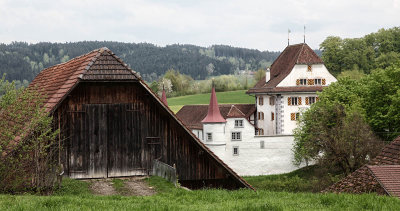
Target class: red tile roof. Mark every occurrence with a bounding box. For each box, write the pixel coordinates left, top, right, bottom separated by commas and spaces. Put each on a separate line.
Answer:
326, 136, 400, 197
28, 47, 139, 113
247, 43, 324, 94
177, 104, 255, 130
368, 165, 400, 198
227, 105, 246, 118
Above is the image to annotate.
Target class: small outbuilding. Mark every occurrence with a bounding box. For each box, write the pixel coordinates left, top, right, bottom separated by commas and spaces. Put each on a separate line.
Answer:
326, 136, 400, 198
28, 47, 252, 190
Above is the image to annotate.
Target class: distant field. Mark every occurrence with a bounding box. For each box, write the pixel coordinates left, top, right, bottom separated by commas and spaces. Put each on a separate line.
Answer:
167, 90, 255, 113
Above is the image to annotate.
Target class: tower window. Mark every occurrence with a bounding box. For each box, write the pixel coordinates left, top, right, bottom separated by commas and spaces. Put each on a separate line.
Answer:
206, 133, 212, 141
233, 146, 239, 156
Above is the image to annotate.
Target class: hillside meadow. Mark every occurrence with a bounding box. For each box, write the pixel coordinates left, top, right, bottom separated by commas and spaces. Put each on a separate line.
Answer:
167, 89, 254, 113
0, 176, 399, 210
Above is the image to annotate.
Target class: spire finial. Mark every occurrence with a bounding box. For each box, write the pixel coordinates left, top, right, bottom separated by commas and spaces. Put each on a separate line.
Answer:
303, 25, 306, 43
288, 29, 291, 46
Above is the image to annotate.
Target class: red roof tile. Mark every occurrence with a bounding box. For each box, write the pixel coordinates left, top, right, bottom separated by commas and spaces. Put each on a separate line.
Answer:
227, 105, 246, 118
326, 136, 400, 197
368, 165, 400, 198
28, 47, 139, 113
247, 43, 324, 94
177, 104, 255, 130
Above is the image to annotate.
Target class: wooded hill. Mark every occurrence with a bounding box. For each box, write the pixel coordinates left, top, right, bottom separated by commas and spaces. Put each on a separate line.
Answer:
0, 41, 280, 82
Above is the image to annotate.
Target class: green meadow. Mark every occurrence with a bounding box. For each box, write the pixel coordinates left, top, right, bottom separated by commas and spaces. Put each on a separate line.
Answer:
167, 90, 254, 113
1, 176, 399, 210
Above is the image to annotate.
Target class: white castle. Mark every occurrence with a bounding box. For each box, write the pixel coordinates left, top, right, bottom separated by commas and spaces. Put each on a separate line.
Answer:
177, 43, 337, 176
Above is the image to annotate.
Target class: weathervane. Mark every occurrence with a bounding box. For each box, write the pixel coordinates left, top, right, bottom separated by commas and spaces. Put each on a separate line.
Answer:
303, 25, 306, 43
288, 29, 291, 46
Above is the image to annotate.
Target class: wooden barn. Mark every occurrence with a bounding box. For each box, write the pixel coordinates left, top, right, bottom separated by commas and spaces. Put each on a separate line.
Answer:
28, 47, 253, 190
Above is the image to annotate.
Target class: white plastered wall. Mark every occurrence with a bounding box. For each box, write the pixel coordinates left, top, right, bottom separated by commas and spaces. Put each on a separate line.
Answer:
278, 64, 337, 87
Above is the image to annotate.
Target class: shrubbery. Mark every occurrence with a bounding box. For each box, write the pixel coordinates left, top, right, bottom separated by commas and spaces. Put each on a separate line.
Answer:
0, 76, 59, 193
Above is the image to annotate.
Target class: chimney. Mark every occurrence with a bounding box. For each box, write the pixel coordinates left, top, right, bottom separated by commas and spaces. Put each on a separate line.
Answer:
201, 86, 226, 123
265, 68, 270, 83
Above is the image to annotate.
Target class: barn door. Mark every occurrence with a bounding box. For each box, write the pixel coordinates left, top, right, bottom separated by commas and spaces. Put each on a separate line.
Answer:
107, 103, 145, 177
68, 105, 107, 179
146, 137, 162, 174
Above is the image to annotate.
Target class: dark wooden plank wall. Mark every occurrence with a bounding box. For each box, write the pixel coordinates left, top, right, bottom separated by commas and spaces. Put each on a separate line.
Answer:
56, 82, 245, 189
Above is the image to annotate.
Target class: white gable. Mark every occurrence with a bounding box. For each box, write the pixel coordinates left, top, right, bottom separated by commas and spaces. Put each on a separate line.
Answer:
277, 64, 337, 87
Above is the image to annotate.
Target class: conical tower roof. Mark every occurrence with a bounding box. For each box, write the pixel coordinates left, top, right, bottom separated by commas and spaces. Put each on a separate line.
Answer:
161, 89, 168, 106
201, 87, 226, 123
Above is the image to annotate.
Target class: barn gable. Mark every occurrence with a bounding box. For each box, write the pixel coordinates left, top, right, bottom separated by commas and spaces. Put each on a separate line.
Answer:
29, 48, 252, 190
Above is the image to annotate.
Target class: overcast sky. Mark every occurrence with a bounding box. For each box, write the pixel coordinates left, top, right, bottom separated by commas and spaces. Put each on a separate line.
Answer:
0, 0, 399, 51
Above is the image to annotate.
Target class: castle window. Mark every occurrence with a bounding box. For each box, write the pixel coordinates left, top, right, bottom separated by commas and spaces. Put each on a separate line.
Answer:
258, 128, 264, 135
233, 146, 239, 156
307, 65, 312, 72
259, 96, 264, 105
315, 79, 322, 85
308, 97, 316, 105
257, 112, 264, 120
231, 132, 241, 141
291, 112, 300, 121
260, 141, 265, 149
206, 133, 212, 141
269, 96, 275, 105
235, 120, 243, 127
300, 79, 307, 85
288, 97, 301, 106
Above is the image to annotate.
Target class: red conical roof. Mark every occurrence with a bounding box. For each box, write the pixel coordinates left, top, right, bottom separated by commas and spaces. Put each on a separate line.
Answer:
201, 87, 226, 123
161, 89, 168, 106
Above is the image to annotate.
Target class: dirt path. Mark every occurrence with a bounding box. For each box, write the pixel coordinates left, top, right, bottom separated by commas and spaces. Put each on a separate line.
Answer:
88, 177, 156, 196
90, 179, 117, 195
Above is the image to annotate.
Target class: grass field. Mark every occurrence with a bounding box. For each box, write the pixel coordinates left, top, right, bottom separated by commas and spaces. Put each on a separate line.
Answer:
1, 176, 399, 210
167, 90, 254, 113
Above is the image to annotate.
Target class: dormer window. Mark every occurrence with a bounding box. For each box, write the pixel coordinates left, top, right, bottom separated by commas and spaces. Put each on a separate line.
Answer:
307, 65, 312, 72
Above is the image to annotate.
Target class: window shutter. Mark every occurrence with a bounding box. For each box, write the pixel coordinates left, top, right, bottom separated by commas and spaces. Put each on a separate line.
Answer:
322, 79, 326, 85
288, 97, 291, 105
262, 112, 264, 120
305, 97, 309, 105
296, 79, 300, 85
271, 112, 274, 121
291, 113, 295, 121
316, 96, 319, 102
307, 79, 314, 85
298, 97, 302, 105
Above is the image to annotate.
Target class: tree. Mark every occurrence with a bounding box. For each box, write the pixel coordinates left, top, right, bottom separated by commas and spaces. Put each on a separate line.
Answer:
254, 68, 266, 82
0, 76, 59, 193
293, 97, 383, 175
293, 77, 385, 175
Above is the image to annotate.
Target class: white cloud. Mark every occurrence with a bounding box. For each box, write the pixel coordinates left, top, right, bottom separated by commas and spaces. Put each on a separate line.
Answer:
0, 0, 399, 51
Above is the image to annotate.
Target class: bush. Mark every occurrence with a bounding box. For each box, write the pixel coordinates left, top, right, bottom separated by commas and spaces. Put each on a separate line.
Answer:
0, 76, 59, 193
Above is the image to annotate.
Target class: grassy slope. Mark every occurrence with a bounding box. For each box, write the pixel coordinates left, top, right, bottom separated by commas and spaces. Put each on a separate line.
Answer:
244, 165, 343, 193
167, 90, 254, 113
1, 176, 399, 210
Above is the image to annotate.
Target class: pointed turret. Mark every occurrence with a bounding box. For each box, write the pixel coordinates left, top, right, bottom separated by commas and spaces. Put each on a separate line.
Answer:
161, 88, 168, 106
201, 86, 226, 123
